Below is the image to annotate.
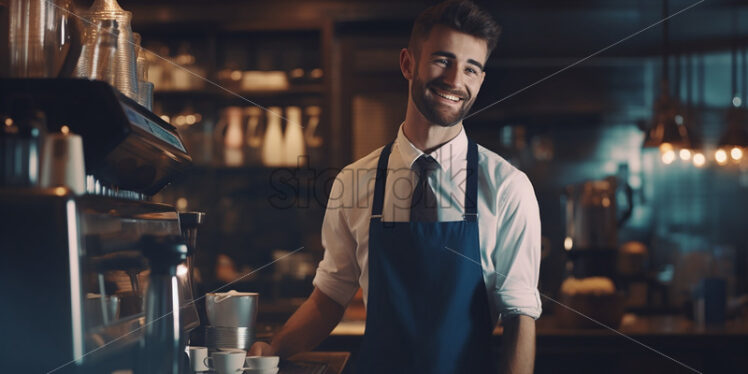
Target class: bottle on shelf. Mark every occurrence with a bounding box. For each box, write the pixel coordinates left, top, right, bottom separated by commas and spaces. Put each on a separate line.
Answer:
222, 107, 244, 167
283, 106, 306, 167
262, 107, 285, 167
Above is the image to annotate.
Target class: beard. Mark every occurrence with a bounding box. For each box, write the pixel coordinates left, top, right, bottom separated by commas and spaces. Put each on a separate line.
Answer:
410, 67, 478, 127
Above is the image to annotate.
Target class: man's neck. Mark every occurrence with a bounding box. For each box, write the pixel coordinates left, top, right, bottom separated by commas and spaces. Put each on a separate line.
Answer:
403, 104, 463, 154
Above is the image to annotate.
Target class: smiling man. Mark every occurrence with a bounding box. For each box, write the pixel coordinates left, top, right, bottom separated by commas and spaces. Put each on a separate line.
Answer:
250, 1, 542, 373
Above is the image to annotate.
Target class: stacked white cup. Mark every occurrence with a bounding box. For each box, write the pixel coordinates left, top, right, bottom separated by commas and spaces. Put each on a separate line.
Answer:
185, 346, 209, 373
244, 356, 280, 374
204, 350, 247, 374
186, 346, 280, 374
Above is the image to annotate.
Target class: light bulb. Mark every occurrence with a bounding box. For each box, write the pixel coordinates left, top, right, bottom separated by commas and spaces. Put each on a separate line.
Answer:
693, 152, 706, 167
715, 149, 728, 165
730, 147, 743, 161
662, 150, 676, 164
679, 149, 691, 161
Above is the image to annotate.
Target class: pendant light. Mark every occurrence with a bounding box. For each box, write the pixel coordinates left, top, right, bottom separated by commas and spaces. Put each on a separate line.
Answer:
643, 0, 692, 163
675, 53, 693, 162
716, 32, 748, 165
689, 53, 707, 167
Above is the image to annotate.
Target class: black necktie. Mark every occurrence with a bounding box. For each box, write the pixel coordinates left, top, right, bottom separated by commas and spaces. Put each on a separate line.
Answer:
410, 155, 439, 222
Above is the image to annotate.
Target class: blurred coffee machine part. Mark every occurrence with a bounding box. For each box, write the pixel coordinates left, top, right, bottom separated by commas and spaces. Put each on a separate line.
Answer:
0, 98, 46, 188
0, 79, 195, 373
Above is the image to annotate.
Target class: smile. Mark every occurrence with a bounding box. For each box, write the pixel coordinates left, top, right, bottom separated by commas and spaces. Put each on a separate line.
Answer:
430, 87, 464, 103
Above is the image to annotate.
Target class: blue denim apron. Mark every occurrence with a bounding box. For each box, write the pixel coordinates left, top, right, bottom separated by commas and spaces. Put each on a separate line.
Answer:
356, 139, 494, 374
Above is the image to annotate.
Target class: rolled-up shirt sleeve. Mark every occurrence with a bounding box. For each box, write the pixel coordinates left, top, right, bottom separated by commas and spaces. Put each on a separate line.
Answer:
492, 172, 543, 320
312, 172, 360, 308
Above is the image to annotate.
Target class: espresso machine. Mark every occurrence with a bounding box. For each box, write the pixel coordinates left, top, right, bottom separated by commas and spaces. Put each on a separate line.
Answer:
0, 79, 202, 373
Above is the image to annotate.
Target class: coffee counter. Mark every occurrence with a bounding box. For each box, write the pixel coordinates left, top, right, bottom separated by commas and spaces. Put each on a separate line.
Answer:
257, 314, 748, 373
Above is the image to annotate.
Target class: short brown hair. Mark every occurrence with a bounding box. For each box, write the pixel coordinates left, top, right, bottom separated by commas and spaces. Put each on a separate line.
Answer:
409, 0, 501, 59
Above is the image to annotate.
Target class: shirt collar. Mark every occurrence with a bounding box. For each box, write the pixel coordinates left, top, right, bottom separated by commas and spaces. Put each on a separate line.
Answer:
395, 123, 468, 172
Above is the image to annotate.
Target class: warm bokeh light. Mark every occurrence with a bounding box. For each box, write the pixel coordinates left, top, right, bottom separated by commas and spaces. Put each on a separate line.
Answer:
679, 149, 691, 161
659, 142, 673, 153
564, 237, 573, 251
715, 149, 728, 165
176, 197, 188, 211
730, 147, 743, 161
4, 118, 12, 126
60, 125, 70, 135
693, 152, 706, 167
290, 68, 304, 78
160, 115, 170, 123
176, 264, 189, 277
662, 150, 676, 164
310, 68, 324, 79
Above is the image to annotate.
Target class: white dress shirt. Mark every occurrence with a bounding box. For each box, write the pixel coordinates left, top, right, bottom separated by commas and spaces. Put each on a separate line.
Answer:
313, 124, 542, 324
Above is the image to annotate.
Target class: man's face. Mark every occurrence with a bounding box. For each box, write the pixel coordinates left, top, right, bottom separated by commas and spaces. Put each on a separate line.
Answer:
409, 25, 488, 127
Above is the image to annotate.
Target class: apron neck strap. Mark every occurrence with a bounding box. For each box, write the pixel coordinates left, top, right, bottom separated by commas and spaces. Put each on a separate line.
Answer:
371, 139, 479, 221
371, 142, 394, 218
464, 139, 479, 222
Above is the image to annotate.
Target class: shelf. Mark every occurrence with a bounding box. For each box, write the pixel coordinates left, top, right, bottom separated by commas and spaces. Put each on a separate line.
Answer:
189, 164, 329, 174
154, 84, 326, 99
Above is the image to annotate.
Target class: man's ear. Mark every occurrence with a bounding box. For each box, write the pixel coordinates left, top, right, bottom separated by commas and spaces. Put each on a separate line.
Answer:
400, 48, 414, 80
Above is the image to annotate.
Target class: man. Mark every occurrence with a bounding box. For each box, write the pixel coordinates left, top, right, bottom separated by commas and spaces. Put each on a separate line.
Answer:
250, 1, 541, 373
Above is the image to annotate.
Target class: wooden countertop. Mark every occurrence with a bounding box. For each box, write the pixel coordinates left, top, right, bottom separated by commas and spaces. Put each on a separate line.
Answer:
326, 314, 748, 337
255, 314, 748, 373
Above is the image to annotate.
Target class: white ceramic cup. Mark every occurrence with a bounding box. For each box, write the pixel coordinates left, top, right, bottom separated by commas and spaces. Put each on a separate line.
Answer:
185, 346, 209, 372
245, 356, 280, 370
204, 351, 246, 374
218, 347, 247, 354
